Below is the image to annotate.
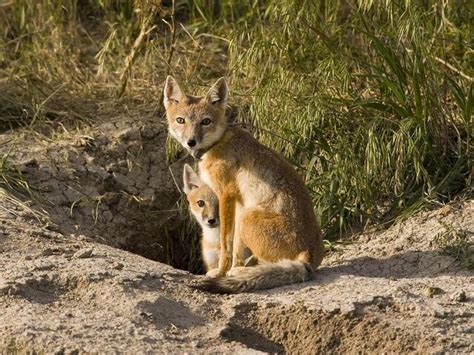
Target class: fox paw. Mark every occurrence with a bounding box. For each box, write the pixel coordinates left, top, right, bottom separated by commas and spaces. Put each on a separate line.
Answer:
206, 268, 223, 278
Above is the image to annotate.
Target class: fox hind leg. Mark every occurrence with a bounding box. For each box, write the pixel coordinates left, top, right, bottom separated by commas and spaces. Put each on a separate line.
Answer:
239, 208, 308, 264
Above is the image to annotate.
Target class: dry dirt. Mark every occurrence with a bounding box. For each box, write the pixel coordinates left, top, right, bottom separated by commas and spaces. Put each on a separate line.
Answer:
0, 118, 472, 353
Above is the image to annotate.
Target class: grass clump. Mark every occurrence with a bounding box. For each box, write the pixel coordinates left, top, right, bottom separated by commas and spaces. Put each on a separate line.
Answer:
0, 151, 31, 198
0, 150, 47, 221
435, 220, 473, 269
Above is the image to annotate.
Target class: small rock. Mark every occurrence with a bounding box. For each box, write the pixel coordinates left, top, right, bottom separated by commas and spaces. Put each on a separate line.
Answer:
112, 262, 124, 270
8, 285, 19, 296
0, 280, 13, 295
451, 290, 467, 302
113, 172, 134, 188
190, 340, 203, 348
42, 248, 54, 256
423, 286, 444, 298
433, 309, 447, 318
141, 125, 158, 139
117, 127, 141, 141
31, 263, 55, 271
73, 248, 93, 259
45, 223, 62, 232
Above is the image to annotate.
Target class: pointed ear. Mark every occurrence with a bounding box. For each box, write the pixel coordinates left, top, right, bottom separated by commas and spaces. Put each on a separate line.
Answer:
206, 77, 227, 107
183, 164, 202, 194
164, 76, 185, 110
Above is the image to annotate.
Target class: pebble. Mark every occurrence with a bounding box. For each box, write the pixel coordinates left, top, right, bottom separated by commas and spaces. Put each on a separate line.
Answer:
0, 282, 12, 295
451, 290, 467, 302
423, 286, 444, 298
45, 223, 62, 232
112, 262, 124, 270
73, 248, 94, 259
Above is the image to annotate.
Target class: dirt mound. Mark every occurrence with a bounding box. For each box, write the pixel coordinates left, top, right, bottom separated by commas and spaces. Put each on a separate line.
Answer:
7, 116, 203, 272
0, 195, 472, 353
223, 301, 422, 353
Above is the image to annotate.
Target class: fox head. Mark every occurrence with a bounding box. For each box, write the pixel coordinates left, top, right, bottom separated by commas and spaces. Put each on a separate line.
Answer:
183, 164, 219, 229
163, 76, 228, 158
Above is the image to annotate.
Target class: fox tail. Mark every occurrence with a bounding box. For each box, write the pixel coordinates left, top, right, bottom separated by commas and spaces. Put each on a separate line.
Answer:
194, 259, 313, 294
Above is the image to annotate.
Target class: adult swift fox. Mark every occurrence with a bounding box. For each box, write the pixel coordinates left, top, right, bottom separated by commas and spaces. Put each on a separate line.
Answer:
183, 163, 220, 272
164, 76, 324, 293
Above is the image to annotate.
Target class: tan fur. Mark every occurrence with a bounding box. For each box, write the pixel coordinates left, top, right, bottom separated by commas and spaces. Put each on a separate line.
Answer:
183, 164, 253, 273
165, 77, 324, 292
183, 164, 220, 272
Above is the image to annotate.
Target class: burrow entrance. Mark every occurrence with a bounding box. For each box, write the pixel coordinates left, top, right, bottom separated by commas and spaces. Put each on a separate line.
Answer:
18, 118, 205, 274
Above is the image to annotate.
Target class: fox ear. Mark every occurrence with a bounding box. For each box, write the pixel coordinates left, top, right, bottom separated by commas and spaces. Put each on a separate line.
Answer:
206, 77, 227, 107
183, 164, 201, 194
164, 76, 185, 109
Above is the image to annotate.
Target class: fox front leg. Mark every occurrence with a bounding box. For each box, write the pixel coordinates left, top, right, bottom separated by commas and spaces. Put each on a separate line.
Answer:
214, 191, 236, 277
231, 223, 246, 269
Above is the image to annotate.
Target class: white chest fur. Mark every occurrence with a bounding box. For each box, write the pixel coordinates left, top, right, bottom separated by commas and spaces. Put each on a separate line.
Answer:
202, 226, 220, 244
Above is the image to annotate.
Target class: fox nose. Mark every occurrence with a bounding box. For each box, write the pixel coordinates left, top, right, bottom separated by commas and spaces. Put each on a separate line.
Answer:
207, 218, 216, 225
187, 139, 196, 148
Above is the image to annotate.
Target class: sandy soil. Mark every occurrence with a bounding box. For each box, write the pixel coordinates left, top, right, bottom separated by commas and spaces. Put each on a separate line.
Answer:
0, 119, 472, 353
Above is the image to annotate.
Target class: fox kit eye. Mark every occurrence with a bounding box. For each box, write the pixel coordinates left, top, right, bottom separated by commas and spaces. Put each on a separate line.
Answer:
197, 200, 205, 207
176, 117, 185, 124
201, 118, 211, 126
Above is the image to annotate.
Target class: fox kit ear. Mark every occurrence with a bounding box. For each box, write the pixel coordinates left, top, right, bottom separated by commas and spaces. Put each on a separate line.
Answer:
206, 77, 227, 107
164, 76, 185, 109
183, 164, 202, 194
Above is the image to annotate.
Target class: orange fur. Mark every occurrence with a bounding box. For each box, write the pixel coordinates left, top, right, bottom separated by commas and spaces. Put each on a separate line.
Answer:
165, 77, 324, 292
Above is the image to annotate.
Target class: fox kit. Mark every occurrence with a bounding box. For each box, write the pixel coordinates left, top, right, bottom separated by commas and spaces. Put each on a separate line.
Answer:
183, 164, 255, 273
183, 164, 220, 272
164, 76, 324, 293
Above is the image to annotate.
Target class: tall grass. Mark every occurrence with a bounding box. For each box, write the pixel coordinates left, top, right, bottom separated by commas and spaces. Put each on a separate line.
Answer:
225, 0, 473, 235
0, 0, 472, 242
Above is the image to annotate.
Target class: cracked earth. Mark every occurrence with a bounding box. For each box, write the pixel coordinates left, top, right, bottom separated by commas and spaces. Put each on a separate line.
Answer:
0, 117, 472, 353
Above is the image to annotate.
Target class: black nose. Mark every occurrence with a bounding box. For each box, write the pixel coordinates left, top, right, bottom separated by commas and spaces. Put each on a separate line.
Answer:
187, 139, 196, 147
208, 218, 216, 225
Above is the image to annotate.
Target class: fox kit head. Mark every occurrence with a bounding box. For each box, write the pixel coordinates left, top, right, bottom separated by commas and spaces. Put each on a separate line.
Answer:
183, 164, 219, 229
163, 76, 228, 158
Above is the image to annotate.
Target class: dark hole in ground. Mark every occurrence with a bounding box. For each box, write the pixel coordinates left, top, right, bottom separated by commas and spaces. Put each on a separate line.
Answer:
121, 210, 206, 275
13, 119, 207, 275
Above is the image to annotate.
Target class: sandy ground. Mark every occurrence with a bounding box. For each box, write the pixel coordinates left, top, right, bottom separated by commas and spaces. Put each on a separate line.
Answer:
0, 119, 472, 353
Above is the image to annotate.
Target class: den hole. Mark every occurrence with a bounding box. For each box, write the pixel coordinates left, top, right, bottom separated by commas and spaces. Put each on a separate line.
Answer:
119, 203, 206, 275
17, 121, 206, 275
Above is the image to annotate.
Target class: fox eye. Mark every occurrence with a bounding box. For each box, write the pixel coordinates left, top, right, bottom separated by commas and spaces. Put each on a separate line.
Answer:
197, 200, 205, 207
176, 117, 185, 124
201, 118, 211, 126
